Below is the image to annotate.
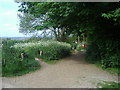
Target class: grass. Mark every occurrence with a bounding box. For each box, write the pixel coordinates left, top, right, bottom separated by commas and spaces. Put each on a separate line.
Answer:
97, 81, 120, 89
95, 62, 119, 75
104, 68, 120, 75
2, 67, 40, 77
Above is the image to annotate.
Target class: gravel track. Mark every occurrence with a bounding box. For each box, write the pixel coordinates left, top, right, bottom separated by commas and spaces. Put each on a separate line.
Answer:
2, 51, 119, 88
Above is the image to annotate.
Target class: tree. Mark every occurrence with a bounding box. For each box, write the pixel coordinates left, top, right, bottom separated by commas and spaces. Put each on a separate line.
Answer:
18, 2, 120, 61
18, 13, 36, 35
18, 2, 72, 41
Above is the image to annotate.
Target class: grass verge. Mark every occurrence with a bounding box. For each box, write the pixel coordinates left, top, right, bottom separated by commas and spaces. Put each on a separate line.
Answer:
2, 67, 40, 77
95, 62, 119, 75
97, 81, 120, 89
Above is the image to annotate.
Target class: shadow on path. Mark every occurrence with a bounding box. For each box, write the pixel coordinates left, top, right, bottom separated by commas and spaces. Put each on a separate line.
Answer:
63, 51, 87, 64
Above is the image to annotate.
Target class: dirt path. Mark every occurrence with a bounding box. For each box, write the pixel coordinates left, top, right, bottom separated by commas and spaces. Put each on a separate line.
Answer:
2, 51, 119, 88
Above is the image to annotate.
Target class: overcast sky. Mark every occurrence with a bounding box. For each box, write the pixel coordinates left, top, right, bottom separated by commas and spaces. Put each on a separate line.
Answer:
0, 0, 26, 37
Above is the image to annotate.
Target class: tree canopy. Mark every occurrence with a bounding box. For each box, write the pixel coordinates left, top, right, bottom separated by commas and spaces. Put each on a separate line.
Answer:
18, 2, 120, 68
18, 2, 120, 41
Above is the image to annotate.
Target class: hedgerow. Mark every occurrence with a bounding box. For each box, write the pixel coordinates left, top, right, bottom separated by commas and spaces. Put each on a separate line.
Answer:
2, 40, 40, 77
13, 40, 71, 60
86, 28, 120, 69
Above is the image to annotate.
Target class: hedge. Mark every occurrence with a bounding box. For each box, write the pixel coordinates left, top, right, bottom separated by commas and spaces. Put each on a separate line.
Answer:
13, 40, 71, 60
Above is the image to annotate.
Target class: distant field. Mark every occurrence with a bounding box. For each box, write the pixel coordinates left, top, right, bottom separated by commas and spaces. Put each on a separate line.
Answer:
0, 37, 30, 40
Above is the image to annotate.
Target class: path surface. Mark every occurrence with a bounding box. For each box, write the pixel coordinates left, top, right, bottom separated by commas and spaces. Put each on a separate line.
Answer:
2, 51, 119, 88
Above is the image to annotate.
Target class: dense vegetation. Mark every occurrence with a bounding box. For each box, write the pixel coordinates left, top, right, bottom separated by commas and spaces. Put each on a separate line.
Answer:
2, 40, 40, 76
13, 40, 71, 60
2, 2, 120, 77
2, 39, 71, 76
97, 81, 120, 88
18, 2, 120, 73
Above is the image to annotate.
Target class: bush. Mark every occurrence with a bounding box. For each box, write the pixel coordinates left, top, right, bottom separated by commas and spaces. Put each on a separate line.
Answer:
76, 43, 82, 51
101, 54, 119, 68
2, 40, 40, 77
85, 42, 101, 63
13, 40, 71, 60
86, 28, 120, 69
71, 42, 77, 50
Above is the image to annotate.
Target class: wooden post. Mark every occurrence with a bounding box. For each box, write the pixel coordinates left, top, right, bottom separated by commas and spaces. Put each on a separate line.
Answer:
21, 53, 24, 60
40, 51, 42, 56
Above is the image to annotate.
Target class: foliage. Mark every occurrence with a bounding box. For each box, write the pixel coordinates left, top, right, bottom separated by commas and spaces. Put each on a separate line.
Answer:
85, 42, 101, 63
104, 68, 120, 75
26, 36, 53, 42
2, 39, 70, 77
13, 40, 71, 60
102, 8, 120, 26
2, 40, 40, 77
76, 43, 86, 51
18, 2, 120, 70
25, 36, 41, 42
18, 2, 71, 41
101, 54, 119, 68
96, 62, 119, 75
71, 42, 77, 50
18, 13, 36, 35
85, 3, 120, 68
86, 31, 120, 68
97, 81, 120, 88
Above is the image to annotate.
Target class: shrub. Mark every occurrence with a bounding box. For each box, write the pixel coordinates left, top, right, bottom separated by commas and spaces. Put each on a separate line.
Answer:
76, 43, 81, 51
101, 54, 120, 68
71, 42, 77, 50
13, 40, 71, 60
86, 28, 120, 69
2, 40, 40, 77
85, 42, 101, 63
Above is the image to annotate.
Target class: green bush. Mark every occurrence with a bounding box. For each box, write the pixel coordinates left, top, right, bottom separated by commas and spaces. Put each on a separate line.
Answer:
13, 40, 71, 60
2, 40, 40, 77
86, 42, 101, 63
71, 43, 77, 50
86, 41, 120, 68
76, 43, 82, 51
86, 28, 120, 70
101, 54, 119, 68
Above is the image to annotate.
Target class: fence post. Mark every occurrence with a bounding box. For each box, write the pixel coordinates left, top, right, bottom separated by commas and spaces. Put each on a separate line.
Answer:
21, 53, 24, 60
40, 51, 42, 56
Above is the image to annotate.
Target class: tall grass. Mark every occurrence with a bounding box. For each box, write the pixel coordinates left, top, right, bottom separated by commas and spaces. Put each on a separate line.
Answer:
2, 40, 71, 77
2, 40, 40, 77
13, 40, 71, 60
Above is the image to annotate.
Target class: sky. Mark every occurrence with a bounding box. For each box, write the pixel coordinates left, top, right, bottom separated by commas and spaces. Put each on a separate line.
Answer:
0, 0, 26, 37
